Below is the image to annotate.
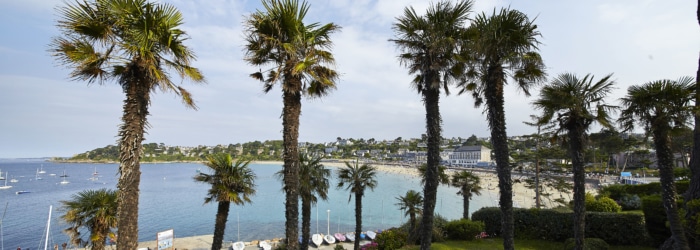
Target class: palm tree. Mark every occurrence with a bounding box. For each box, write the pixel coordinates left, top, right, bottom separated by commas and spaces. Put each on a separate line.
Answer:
390, 1, 473, 248
51, 1, 204, 248
243, 1, 340, 247
418, 164, 450, 185
276, 153, 330, 250
194, 154, 256, 250
685, 3, 700, 249
457, 8, 546, 249
337, 160, 378, 250
619, 77, 694, 250
395, 190, 423, 241
451, 171, 482, 220
532, 73, 616, 250
61, 189, 118, 250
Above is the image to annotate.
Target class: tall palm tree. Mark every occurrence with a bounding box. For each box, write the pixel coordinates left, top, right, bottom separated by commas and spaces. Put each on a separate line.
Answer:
391, 1, 472, 248
275, 153, 330, 250
457, 8, 546, 249
395, 190, 423, 241
61, 188, 118, 250
451, 170, 482, 220
532, 73, 616, 250
619, 77, 695, 250
194, 154, 256, 250
243, 1, 340, 247
685, 3, 700, 249
51, 1, 204, 248
337, 160, 378, 250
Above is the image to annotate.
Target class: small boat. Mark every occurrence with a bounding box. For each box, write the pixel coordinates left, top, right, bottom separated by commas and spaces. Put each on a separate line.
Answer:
311, 234, 323, 247
16, 190, 30, 195
259, 240, 272, 250
0, 171, 12, 189
334, 233, 346, 242
0, 169, 5, 180
9, 177, 18, 183
38, 165, 46, 174
35, 169, 43, 180
231, 241, 245, 250
366, 230, 377, 240
60, 170, 70, 184
345, 232, 355, 242
323, 234, 336, 244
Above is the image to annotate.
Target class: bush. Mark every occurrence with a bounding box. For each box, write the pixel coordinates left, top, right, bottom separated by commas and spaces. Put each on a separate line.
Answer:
360, 242, 378, 250
563, 238, 610, 250
618, 194, 642, 210
444, 219, 484, 241
641, 195, 670, 246
587, 197, 622, 213
374, 228, 408, 250
471, 207, 650, 245
333, 245, 345, 250
398, 214, 449, 243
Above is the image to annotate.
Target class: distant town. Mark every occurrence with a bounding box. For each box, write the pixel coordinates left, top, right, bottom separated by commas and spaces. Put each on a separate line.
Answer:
55, 131, 681, 177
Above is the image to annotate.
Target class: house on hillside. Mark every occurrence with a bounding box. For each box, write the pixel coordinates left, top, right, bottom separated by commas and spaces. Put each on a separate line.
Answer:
448, 145, 492, 167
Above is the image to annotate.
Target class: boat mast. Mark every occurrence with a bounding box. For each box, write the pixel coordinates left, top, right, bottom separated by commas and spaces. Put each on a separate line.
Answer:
44, 205, 52, 250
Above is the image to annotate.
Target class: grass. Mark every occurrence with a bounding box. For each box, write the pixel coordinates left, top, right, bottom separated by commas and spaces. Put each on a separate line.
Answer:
399, 238, 655, 250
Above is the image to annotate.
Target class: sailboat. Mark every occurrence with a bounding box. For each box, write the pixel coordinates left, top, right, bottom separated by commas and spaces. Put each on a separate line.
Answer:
231, 212, 245, 250
38, 165, 46, 174
258, 240, 272, 250
0, 171, 11, 189
35, 169, 43, 180
366, 230, 377, 240
59, 170, 69, 185
0, 169, 4, 181
311, 205, 323, 246
39, 206, 53, 250
334, 215, 346, 242
323, 234, 336, 244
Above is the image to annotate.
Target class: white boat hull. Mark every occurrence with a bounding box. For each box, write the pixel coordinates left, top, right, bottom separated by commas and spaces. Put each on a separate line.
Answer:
311, 234, 323, 246
366, 230, 376, 240
345, 233, 355, 242
231, 241, 245, 250
259, 240, 272, 250
323, 234, 336, 244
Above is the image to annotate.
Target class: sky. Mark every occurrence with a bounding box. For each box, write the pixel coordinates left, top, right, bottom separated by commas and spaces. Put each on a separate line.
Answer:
0, 0, 697, 158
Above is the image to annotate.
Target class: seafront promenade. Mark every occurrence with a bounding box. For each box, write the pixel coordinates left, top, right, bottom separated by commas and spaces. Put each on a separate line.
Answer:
135, 234, 367, 250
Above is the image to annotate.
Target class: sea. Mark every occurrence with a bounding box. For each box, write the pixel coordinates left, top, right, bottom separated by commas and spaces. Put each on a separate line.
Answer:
0, 158, 498, 249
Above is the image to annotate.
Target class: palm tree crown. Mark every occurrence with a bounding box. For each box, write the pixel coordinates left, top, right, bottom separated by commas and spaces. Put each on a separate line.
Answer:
194, 154, 256, 250
61, 188, 118, 250
395, 189, 423, 241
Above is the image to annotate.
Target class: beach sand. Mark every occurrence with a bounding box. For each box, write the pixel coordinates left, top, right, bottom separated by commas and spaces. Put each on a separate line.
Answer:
136, 234, 366, 250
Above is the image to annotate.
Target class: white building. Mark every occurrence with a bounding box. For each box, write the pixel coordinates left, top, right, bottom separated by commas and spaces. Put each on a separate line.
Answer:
448, 145, 492, 167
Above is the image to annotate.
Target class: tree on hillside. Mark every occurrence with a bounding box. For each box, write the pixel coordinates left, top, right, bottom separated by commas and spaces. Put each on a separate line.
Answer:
50, 1, 204, 248
457, 8, 546, 249
619, 77, 695, 250
61, 189, 118, 250
337, 160, 378, 250
242, 0, 340, 248
533, 73, 617, 250
194, 154, 256, 250
390, 1, 473, 248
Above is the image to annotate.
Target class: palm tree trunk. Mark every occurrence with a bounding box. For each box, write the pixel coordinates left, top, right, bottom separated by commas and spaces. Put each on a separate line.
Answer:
116, 64, 149, 250
684, 3, 700, 248
568, 124, 587, 250
484, 64, 514, 250
653, 128, 690, 250
420, 86, 441, 250
301, 198, 311, 250
354, 191, 363, 250
463, 193, 471, 220
212, 201, 231, 250
535, 128, 542, 209
282, 78, 302, 250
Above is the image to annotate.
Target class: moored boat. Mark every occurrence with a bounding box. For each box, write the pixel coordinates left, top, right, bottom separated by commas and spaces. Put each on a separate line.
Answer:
311, 234, 323, 247
323, 234, 336, 244
231, 241, 245, 250
333, 233, 346, 242
366, 230, 376, 240
16, 190, 30, 195
345, 232, 355, 242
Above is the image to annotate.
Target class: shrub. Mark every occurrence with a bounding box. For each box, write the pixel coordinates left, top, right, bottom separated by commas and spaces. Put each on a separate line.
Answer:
563, 238, 610, 250
398, 214, 449, 243
333, 245, 345, 250
618, 194, 642, 210
471, 207, 650, 245
374, 228, 408, 250
444, 219, 484, 241
587, 197, 622, 213
360, 242, 378, 250
641, 195, 670, 246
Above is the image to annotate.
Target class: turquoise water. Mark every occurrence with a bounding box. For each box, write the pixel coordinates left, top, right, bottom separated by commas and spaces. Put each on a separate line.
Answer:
0, 159, 497, 248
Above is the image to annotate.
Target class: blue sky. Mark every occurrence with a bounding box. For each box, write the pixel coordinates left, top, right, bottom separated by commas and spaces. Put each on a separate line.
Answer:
0, 0, 697, 158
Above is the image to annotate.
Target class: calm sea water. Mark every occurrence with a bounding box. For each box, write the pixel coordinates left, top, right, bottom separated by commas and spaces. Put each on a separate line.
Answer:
0, 159, 496, 249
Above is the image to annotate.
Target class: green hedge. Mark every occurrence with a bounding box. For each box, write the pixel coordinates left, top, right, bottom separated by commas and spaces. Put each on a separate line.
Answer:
599, 181, 689, 200
471, 207, 650, 245
563, 238, 610, 250
443, 219, 484, 241
641, 195, 671, 247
